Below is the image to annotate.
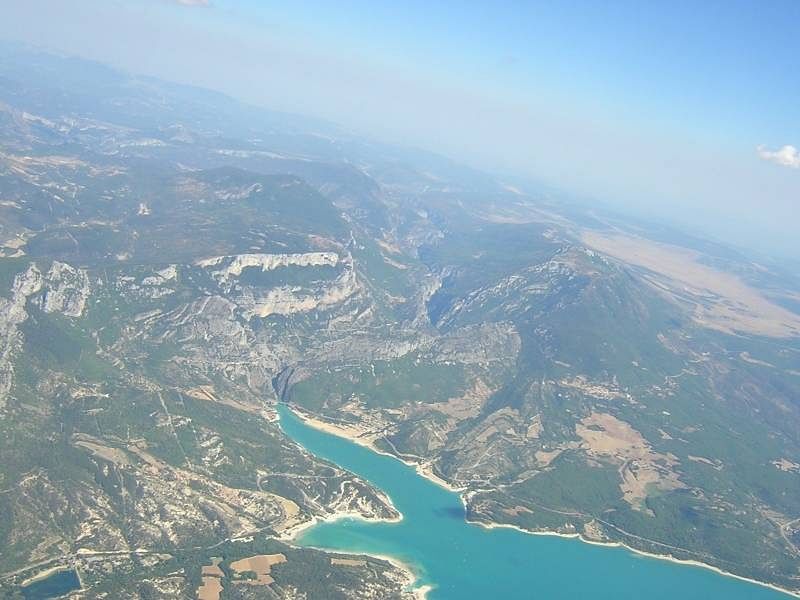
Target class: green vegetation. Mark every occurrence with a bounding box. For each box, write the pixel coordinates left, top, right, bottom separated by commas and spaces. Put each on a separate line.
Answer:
0, 47, 798, 597
288, 353, 469, 411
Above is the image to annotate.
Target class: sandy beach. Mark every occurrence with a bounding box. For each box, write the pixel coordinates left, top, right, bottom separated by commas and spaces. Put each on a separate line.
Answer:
287, 404, 464, 493
278, 508, 402, 543
281, 513, 430, 599
274, 412, 428, 598
19, 564, 71, 587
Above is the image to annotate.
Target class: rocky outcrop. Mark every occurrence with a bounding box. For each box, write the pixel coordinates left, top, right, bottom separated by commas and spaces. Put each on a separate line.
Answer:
1, 261, 92, 411
244, 263, 360, 319
40, 261, 91, 317
0, 265, 43, 409
197, 252, 339, 282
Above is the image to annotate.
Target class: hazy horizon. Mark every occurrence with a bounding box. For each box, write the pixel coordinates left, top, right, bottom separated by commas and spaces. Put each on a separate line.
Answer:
2, 6, 800, 598
1, 0, 798, 259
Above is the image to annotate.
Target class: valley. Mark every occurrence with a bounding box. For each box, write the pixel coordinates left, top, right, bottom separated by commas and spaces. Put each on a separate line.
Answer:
0, 46, 798, 598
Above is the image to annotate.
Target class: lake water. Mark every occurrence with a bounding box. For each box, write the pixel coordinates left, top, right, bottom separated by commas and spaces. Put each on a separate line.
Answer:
277, 404, 791, 600
21, 568, 81, 599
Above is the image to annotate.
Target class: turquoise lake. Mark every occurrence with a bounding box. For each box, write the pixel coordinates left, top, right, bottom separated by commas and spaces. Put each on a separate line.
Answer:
277, 404, 791, 599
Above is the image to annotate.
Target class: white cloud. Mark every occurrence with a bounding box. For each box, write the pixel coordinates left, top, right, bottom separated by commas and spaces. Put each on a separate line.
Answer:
757, 144, 800, 169
173, 0, 209, 6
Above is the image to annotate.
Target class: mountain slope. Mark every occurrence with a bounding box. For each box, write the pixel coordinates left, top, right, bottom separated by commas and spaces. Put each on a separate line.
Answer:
0, 47, 798, 597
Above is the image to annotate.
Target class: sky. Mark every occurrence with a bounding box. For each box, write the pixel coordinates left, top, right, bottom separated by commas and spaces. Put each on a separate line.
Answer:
1, 0, 798, 258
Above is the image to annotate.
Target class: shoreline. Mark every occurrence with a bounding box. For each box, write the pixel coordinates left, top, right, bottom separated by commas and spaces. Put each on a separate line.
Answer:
278, 508, 402, 543
295, 539, 432, 600
279, 511, 430, 599
19, 564, 72, 587
287, 404, 464, 493
278, 406, 430, 599
281, 404, 800, 599
470, 519, 800, 599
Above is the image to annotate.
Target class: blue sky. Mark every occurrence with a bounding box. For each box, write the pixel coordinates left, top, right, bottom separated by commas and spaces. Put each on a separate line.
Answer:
1, 0, 798, 257
230, 0, 799, 142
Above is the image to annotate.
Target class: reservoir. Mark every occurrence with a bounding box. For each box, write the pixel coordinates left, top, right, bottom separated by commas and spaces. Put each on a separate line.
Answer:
20, 568, 81, 599
277, 404, 792, 599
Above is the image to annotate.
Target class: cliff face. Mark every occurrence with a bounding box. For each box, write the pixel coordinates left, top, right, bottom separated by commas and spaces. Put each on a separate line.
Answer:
0, 132, 418, 595
0, 265, 42, 409
40, 261, 91, 317
0, 48, 799, 597
1, 261, 95, 409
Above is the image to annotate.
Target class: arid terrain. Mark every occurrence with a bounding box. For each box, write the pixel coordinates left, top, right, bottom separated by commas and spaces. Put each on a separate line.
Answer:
0, 47, 798, 597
